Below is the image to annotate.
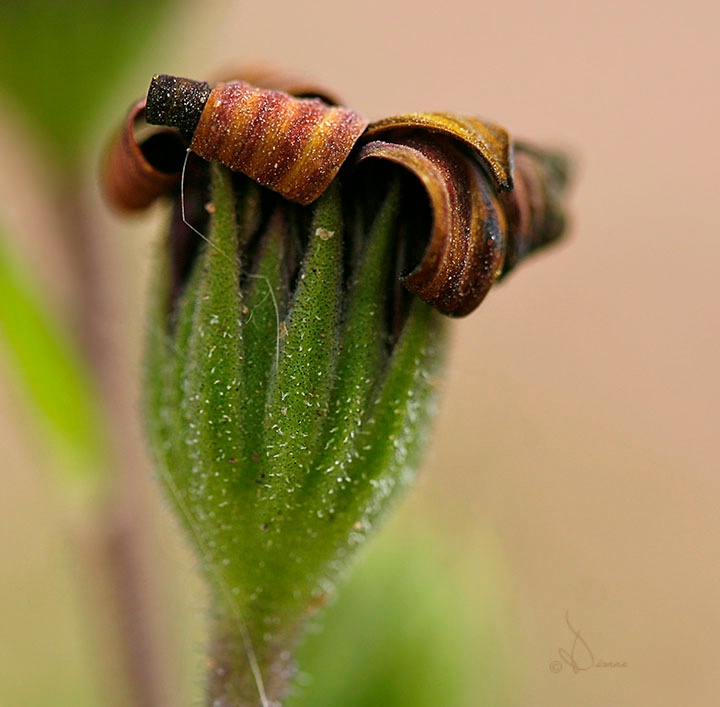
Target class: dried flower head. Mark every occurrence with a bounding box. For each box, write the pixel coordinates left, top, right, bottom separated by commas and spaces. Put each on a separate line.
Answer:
102, 70, 570, 705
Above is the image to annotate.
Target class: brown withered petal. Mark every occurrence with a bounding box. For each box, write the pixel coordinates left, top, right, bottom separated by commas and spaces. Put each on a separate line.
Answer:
102, 71, 569, 318
358, 136, 506, 317
190, 81, 368, 205
364, 113, 513, 191
101, 99, 187, 212
500, 143, 569, 273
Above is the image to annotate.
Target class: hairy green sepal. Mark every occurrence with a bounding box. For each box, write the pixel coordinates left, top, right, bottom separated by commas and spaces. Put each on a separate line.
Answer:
145, 164, 447, 703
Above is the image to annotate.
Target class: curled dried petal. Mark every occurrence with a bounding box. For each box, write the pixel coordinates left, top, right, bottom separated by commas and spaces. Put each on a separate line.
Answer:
101, 99, 186, 212
190, 81, 368, 204
500, 143, 569, 273
101, 71, 570, 320
364, 113, 513, 191
358, 136, 506, 317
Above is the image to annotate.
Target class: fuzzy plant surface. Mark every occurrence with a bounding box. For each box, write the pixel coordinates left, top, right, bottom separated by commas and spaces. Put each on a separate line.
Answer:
145, 164, 446, 703
103, 71, 569, 706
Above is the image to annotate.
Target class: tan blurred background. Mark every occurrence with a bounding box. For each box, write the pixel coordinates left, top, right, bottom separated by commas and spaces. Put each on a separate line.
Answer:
2, 0, 719, 705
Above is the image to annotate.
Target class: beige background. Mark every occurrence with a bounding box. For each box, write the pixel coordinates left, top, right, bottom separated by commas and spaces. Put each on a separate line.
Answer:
2, 0, 719, 705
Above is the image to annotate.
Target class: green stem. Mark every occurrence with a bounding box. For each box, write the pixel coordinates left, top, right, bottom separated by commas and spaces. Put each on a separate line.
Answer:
206, 614, 298, 707
56, 173, 175, 707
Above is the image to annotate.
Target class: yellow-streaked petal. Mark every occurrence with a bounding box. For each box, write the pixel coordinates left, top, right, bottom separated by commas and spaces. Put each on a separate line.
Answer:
358, 136, 506, 317
365, 112, 513, 191
190, 81, 368, 205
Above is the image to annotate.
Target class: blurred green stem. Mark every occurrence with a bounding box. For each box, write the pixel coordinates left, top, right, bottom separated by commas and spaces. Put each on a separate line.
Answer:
56, 171, 174, 707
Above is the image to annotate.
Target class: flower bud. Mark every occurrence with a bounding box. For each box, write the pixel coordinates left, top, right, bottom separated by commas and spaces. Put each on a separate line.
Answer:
102, 71, 570, 704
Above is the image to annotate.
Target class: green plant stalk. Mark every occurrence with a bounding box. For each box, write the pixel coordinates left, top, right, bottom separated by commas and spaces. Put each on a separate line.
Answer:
145, 164, 447, 705
0, 170, 177, 706
57, 180, 178, 707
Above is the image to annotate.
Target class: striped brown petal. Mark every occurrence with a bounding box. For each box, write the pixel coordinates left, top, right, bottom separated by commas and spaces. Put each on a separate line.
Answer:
358, 135, 507, 317
101, 99, 187, 212
189, 80, 368, 204
364, 113, 513, 191
500, 142, 570, 273
101, 72, 570, 319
